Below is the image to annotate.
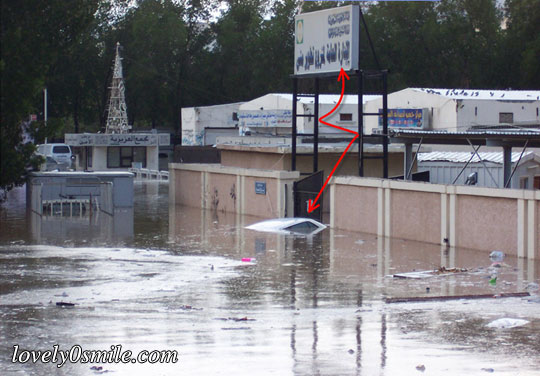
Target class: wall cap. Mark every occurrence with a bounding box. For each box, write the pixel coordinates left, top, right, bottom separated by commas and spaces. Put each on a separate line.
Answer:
170, 163, 301, 179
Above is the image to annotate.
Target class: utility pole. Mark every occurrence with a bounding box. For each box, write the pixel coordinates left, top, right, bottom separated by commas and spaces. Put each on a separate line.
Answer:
44, 88, 48, 143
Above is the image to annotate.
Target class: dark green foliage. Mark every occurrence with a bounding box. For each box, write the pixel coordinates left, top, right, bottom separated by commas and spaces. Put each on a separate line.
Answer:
1, 0, 99, 200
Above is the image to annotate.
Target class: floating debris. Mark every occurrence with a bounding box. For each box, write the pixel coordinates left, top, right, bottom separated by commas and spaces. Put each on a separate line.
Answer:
56, 302, 76, 307
179, 305, 203, 311
392, 267, 468, 279
215, 317, 255, 322
385, 292, 530, 304
489, 250, 505, 262
486, 318, 529, 329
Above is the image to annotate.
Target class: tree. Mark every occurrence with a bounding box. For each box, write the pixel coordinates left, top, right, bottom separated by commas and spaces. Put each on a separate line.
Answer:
504, 0, 540, 89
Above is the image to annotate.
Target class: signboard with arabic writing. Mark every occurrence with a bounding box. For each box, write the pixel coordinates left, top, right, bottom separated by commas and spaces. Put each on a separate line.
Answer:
238, 110, 292, 128
378, 109, 429, 128
294, 5, 359, 75
65, 133, 170, 146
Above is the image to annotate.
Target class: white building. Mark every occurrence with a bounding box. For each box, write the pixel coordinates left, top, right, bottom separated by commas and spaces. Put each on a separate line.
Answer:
238, 93, 380, 137
65, 132, 170, 171
364, 88, 540, 134
181, 102, 243, 146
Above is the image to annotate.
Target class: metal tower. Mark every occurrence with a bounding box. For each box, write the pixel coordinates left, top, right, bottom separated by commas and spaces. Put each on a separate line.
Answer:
105, 42, 130, 134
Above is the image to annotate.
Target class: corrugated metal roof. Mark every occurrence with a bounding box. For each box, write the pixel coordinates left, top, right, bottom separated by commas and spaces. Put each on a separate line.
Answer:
272, 93, 381, 105
412, 88, 540, 101
389, 129, 540, 137
418, 151, 533, 164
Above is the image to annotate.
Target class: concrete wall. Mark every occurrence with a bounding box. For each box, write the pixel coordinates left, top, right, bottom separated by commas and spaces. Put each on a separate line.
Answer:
330, 177, 540, 259
218, 147, 410, 213
169, 163, 299, 218
92, 146, 108, 170
146, 146, 159, 170
219, 147, 408, 178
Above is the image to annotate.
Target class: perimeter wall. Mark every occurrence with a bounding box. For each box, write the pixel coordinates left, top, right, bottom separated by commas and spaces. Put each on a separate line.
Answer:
330, 177, 539, 259
169, 163, 299, 218
169, 163, 539, 259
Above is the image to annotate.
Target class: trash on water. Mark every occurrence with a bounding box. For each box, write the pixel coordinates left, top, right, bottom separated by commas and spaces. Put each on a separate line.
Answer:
179, 305, 203, 311
392, 266, 468, 279
486, 318, 529, 329
489, 250, 505, 262
215, 317, 256, 322
416, 364, 426, 372
385, 292, 530, 304
56, 302, 76, 307
241, 257, 256, 263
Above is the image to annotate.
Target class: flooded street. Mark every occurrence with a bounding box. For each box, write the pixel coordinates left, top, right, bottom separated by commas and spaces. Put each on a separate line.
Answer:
1, 182, 539, 375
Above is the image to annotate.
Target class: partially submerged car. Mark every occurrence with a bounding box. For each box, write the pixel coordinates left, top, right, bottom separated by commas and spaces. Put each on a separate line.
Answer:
36, 143, 74, 171
245, 217, 327, 235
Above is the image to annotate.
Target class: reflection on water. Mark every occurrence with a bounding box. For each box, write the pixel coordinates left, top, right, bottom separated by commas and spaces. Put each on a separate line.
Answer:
29, 209, 134, 245
0, 182, 539, 375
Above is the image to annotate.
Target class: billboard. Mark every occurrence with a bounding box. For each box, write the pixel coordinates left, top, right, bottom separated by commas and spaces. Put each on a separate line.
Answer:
294, 5, 360, 75
378, 109, 429, 128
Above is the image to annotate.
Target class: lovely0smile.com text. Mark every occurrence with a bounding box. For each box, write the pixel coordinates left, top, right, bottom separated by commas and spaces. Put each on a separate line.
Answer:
11, 344, 179, 368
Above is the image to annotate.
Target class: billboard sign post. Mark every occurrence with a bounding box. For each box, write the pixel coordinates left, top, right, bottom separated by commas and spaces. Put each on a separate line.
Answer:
294, 5, 360, 76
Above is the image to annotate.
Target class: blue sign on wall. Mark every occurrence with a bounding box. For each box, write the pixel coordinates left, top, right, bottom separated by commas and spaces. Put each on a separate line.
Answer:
255, 181, 266, 195
379, 108, 425, 128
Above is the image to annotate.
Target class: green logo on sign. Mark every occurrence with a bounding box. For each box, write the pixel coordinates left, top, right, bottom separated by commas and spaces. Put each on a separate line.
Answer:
296, 19, 304, 44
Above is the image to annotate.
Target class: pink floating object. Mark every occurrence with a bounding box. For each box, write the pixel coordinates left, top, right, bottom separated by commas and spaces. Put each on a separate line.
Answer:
241, 258, 256, 262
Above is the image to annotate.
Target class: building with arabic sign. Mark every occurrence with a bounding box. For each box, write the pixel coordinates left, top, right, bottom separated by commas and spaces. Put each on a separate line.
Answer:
181, 102, 243, 146
364, 88, 540, 134
65, 132, 170, 171
238, 93, 380, 137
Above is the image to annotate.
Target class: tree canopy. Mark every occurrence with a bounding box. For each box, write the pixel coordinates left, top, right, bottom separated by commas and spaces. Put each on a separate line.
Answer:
1, 0, 539, 199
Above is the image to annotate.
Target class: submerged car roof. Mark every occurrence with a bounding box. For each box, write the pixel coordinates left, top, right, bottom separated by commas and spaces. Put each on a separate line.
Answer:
245, 217, 326, 235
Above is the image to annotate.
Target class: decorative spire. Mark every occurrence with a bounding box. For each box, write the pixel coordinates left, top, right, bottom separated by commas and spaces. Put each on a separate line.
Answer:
105, 42, 130, 134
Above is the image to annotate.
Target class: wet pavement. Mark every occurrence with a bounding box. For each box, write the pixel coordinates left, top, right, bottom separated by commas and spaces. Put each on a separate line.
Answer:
0, 182, 539, 375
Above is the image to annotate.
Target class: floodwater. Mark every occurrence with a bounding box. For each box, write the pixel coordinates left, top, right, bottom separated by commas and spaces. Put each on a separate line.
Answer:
1, 182, 539, 375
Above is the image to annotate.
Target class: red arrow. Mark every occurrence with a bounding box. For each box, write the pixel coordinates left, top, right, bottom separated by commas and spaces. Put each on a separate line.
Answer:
308, 68, 359, 213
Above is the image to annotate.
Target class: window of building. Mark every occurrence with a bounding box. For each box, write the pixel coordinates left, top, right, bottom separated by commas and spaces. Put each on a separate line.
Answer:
499, 112, 514, 124
107, 146, 146, 168
87, 147, 92, 168
520, 177, 529, 189
107, 147, 121, 168
339, 113, 353, 121
475, 106, 478, 116
534, 176, 540, 190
